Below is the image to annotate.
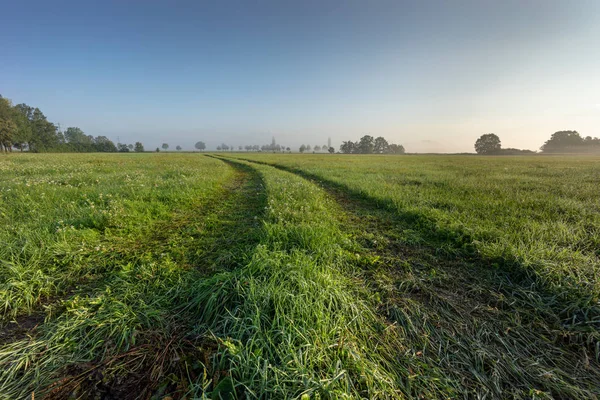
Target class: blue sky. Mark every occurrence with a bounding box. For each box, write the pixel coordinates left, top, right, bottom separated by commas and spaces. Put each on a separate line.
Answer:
2, 0, 599, 152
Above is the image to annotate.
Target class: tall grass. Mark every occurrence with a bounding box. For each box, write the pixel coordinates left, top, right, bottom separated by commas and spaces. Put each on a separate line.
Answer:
234, 154, 600, 328
230, 154, 600, 397
181, 159, 405, 398
2, 153, 600, 398
0, 153, 230, 320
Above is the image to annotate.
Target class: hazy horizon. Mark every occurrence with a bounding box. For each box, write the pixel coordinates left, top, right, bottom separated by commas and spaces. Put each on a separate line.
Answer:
2, 0, 599, 152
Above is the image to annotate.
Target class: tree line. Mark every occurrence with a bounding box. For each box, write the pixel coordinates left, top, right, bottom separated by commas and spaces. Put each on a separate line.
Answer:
474, 131, 600, 155
340, 135, 405, 154
0, 95, 146, 153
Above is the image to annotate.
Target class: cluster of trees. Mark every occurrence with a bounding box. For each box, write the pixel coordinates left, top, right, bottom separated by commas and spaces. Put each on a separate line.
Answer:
158, 144, 185, 151
541, 130, 600, 153
475, 131, 600, 155
1, 94, 148, 153
216, 143, 235, 151
116, 142, 145, 152
474, 134, 534, 155
340, 135, 405, 154
299, 144, 334, 153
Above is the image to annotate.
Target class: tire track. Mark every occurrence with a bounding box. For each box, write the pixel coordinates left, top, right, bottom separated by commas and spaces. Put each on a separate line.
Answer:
229, 156, 600, 399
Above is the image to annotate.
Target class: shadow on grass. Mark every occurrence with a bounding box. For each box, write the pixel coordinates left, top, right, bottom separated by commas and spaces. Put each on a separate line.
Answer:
28, 158, 269, 400
237, 158, 599, 324
236, 157, 600, 399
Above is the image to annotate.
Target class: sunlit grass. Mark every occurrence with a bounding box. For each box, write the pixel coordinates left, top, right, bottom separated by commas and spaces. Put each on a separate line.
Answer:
1, 152, 599, 398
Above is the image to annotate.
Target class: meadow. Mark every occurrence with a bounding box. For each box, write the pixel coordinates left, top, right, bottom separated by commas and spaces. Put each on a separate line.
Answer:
0, 153, 599, 399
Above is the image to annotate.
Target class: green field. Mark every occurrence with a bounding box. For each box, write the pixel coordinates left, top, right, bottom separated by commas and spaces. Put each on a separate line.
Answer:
1, 153, 599, 399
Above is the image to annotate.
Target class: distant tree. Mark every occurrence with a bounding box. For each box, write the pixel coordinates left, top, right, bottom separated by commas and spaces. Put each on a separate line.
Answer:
323, 144, 328, 151
134, 142, 144, 152
9, 103, 32, 152
220, 143, 229, 151
340, 141, 356, 154
239, 145, 243, 151
358, 135, 375, 154
0, 118, 17, 153
286, 147, 291, 152
162, 143, 169, 151
253, 145, 259, 151
374, 136, 389, 154
33, 109, 60, 152
63, 127, 93, 151
314, 145, 321, 152
299, 144, 306, 153
541, 130, 584, 153
176, 145, 182, 151
328, 146, 335, 154
95, 136, 118, 152
195, 141, 206, 151
388, 144, 406, 154
156, 147, 160, 152
217, 145, 222, 151
474, 133, 501, 155
117, 143, 130, 152
128, 144, 134, 151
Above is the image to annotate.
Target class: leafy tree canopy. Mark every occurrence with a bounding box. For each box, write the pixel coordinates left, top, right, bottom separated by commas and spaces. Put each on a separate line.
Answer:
474, 133, 501, 155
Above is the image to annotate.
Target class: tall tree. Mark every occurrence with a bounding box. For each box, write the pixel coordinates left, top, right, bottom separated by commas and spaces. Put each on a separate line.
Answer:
340, 141, 356, 154
0, 119, 17, 153
194, 141, 206, 151
374, 136, 389, 154
162, 143, 169, 151
388, 144, 406, 154
134, 142, 144, 152
176, 145, 182, 151
64, 127, 93, 151
358, 135, 375, 154
474, 133, 501, 154
0, 98, 15, 152
93, 136, 117, 152
541, 131, 584, 152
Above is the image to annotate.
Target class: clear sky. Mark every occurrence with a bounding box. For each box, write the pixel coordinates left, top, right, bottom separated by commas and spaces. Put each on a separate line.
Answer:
2, 0, 599, 152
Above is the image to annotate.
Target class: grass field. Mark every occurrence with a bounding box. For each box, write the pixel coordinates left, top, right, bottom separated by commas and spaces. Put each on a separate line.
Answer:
1, 153, 599, 399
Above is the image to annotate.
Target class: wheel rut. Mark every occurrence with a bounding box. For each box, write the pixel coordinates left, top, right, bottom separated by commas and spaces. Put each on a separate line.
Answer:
229, 156, 600, 399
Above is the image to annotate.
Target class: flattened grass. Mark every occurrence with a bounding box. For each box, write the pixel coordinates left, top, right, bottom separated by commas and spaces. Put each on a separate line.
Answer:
3, 152, 600, 399
235, 154, 600, 327
234, 153, 600, 398
0, 154, 266, 398
0, 153, 231, 320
